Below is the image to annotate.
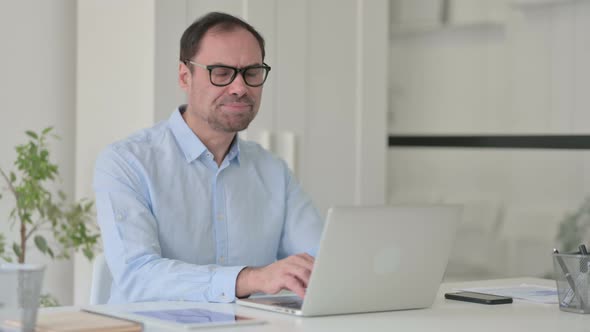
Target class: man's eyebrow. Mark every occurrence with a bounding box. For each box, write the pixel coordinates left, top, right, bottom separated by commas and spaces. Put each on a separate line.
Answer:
208, 62, 263, 67
208, 62, 230, 66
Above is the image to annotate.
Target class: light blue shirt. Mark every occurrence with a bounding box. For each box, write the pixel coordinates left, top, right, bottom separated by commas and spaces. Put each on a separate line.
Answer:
93, 106, 323, 304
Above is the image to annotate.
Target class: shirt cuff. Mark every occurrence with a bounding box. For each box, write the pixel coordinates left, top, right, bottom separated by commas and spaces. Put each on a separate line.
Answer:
208, 265, 247, 303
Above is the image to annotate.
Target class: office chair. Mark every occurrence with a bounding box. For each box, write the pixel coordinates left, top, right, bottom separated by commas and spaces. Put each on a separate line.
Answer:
89, 253, 112, 305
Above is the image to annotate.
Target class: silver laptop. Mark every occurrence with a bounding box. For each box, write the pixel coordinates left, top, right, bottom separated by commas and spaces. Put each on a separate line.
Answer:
237, 205, 460, 317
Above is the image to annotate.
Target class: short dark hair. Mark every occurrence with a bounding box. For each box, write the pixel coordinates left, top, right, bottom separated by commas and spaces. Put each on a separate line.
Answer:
180, 12, 266, 67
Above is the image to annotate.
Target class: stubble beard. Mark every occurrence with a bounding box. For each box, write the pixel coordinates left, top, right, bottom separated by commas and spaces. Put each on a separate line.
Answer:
209, 97, 258, 132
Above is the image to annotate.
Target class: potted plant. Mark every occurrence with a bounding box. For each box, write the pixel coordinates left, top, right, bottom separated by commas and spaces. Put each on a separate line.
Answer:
0, 127, 100, 306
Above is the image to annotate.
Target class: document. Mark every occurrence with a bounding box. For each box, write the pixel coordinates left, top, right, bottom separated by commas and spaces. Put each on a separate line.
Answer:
459, 284, 558, 304
127, 308, 264, 329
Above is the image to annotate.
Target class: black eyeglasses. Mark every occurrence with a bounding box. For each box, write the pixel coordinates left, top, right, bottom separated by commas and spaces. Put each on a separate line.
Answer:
184, 60, 271, 87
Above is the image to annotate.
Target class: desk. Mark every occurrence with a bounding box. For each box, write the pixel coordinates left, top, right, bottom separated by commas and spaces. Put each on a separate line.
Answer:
59, 278, 590, 332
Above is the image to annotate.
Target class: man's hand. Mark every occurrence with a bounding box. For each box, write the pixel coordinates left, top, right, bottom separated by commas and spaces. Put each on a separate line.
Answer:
236, 253, 315, 299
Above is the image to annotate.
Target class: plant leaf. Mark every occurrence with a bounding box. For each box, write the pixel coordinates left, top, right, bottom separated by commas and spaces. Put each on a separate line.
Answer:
9, 171, 16, 183
42, 127, 53, 135
83, 247, 94, 261
34, 235, 49, 253
25, 131, 38, 140
0, 234, 6, 258
46, 247, 54, 258
39, 293, 60, 307
12, 242, 22, 258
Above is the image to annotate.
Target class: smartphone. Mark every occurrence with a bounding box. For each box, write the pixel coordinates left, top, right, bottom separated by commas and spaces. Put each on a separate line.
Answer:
445, 291, 513, 305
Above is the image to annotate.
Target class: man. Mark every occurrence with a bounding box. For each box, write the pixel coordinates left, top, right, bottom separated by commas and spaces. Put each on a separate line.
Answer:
93, 12, 323, 304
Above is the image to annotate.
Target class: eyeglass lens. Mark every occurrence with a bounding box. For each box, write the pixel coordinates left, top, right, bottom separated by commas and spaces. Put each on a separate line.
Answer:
210, 66, 268, 86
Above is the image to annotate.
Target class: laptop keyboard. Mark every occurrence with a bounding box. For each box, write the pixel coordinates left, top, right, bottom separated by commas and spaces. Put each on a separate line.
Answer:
273, 300, 303, 309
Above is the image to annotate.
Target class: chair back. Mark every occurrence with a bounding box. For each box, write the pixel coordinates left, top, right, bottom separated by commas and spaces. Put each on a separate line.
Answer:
89, 253, 112, 305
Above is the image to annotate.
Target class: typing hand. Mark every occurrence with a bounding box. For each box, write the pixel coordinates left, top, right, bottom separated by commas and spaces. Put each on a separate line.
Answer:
236, 253, 315, 299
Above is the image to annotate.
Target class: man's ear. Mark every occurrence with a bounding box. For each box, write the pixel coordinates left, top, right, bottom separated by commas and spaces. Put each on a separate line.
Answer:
179, 62, 191, 91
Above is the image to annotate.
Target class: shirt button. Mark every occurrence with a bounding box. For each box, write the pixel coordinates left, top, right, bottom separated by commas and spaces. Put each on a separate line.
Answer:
216, 214, 224, 221
219, 256, 225, 263
116, 214, 123, 221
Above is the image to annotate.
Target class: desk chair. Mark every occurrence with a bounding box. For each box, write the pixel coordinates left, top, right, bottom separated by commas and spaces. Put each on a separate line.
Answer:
90, 253, 112, 305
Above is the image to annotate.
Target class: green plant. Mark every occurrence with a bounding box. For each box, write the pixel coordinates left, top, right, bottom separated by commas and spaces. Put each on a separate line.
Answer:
556, 197, 590, 253
0, 127, 100, 265
39, 293, 60, 307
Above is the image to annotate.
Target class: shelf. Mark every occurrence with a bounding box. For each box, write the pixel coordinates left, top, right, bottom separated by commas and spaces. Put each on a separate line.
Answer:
388, 135, 590, 150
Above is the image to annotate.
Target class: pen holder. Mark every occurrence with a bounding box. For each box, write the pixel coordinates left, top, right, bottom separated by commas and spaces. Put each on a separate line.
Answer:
553, 253, 590, 314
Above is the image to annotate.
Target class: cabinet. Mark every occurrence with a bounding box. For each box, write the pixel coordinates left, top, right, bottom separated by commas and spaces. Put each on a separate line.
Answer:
390, 0, 506, 35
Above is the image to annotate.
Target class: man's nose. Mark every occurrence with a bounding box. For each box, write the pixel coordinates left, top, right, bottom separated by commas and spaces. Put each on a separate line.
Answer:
228, 73, 248, 97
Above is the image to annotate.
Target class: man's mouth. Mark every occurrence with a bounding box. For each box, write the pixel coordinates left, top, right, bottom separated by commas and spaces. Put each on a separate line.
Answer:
221, 103, 252, 112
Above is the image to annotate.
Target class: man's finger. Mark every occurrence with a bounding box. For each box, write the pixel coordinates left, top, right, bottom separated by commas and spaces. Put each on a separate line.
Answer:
290, 254, 314, 271
297, 253, 315, 264
284, 277, 306, 299
285, 264, 311, 288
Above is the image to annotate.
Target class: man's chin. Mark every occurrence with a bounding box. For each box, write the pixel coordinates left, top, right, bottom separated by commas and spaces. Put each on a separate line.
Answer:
208, 110, 257, 132
224, 124, 250, 133
211, 120, 252, 133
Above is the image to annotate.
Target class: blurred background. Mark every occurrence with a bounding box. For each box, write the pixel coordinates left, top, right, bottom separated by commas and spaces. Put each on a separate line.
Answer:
0, 0, 589, 305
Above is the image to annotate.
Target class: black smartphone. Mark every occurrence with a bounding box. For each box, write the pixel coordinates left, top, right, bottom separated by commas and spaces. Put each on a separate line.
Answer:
445, 291, 513, 305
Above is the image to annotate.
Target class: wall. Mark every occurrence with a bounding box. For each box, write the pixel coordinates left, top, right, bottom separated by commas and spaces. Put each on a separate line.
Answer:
388, 0, 590, 279
75, 0, 160, 305
0, 0, 76, 304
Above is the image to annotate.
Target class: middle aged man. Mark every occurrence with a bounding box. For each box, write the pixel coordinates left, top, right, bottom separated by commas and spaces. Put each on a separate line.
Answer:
93, 12, 324, 304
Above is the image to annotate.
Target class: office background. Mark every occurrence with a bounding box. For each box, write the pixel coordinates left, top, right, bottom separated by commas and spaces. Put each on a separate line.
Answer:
0, 0, 588, 306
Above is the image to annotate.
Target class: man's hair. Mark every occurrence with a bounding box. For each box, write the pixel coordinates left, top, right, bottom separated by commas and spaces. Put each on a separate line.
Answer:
180, 12, 266, 68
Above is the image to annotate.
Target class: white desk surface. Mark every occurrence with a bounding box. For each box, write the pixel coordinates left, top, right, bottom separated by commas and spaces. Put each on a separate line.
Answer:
56, 278, 590, 332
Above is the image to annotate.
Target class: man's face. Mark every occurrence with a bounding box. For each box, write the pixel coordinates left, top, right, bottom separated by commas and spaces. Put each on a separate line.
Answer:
179, 27, 264, 133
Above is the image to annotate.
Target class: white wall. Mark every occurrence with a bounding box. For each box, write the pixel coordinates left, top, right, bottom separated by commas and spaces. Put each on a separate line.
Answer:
0, 0, 76, 304
388, 0, 590, 279
75, 0, 161, 305
154, 0, 188, 122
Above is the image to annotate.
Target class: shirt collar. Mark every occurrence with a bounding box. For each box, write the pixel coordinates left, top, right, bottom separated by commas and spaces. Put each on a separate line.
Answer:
168, 105, 242, 165
227, 135, 242, 166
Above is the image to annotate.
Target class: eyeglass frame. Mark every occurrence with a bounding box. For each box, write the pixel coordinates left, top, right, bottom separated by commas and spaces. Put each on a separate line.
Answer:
183, 60, 271, 87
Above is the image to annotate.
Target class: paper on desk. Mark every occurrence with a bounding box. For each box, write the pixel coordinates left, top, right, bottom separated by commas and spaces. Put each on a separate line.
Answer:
460, 284, 558, 304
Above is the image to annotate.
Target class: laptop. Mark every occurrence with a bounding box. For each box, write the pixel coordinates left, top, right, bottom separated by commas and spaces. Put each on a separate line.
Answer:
236, 205, 460, 317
